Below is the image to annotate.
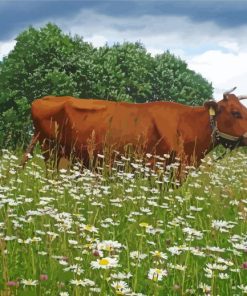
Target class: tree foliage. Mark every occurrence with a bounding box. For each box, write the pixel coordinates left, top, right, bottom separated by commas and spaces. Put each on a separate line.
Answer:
91, 42, 154, 103
151, 52, 212, 105
0, 23, 213, 148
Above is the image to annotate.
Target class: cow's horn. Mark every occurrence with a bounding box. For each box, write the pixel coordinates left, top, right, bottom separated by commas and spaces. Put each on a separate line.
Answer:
223, 86, 237, 100
223, 86, 237, 96
238, 95, 247, 100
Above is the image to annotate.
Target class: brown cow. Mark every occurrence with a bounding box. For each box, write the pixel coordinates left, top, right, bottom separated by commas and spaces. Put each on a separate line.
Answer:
21, 89, 247, 170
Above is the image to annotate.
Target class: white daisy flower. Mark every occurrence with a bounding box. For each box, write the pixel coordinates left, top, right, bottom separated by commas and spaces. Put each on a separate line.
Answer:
148, 268, 168, 282
91, 257, 118, 269
21, 279, 38, 286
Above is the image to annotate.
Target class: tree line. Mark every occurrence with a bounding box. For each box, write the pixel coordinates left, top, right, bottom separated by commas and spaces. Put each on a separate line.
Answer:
0, 23, 213, 148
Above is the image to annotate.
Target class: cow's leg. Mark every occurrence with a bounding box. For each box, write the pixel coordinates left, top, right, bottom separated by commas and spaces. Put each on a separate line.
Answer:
41, 139, 66, 172
20, 132, 40, 168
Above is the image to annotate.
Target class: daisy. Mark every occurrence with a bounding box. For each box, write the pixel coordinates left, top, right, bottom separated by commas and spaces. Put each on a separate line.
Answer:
97, 240, 122, 252
91, 257, 118, 269
148, 268, 168, 282
150, 250, 168, 260
111, 281, 131, 295
238, 284, 247, 293
70, 279, 86, 286
21, 279, 38, 286
130, 251, 148, 260
218, 273, 229, 279
80, 224, 98, 233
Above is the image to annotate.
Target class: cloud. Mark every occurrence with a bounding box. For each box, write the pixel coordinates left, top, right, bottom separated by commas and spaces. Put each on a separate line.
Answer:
54, 9, 247, 52
187, 50, 247, 99
1, 0, 247, 40
0, 40, 16, 60
84, 35, 108, 48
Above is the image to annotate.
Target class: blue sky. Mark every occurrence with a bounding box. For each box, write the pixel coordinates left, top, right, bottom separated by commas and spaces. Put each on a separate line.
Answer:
1, 0, 247, 99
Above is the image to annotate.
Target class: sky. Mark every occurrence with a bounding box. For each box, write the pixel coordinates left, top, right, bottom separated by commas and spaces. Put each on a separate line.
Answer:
1, 0, 247, 100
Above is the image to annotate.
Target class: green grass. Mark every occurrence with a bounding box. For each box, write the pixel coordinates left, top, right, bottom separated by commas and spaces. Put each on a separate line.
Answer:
0, 148, 247, 295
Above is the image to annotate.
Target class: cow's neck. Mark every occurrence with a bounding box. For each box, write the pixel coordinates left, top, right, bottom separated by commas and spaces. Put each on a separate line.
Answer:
180, 106, 215, 164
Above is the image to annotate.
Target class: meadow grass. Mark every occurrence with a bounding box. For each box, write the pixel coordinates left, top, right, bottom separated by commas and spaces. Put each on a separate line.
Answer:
0, 147, 247, 296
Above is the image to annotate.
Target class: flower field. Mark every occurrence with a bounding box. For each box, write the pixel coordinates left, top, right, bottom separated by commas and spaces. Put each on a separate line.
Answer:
0, 148, 247, 295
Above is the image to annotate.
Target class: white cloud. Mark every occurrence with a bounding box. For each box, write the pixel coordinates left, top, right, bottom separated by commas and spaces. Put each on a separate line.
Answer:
0, 40, 16, 60
187, 50, 247, 99
84, 35, 108, 48
54, 10, 247, 101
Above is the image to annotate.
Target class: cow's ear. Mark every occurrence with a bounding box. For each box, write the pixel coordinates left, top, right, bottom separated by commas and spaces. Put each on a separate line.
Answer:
204, 100, 219, 116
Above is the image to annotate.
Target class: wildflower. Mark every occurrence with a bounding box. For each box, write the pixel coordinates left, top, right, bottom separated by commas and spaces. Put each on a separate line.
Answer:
91, 257, 118, 269
64, 264, 84, 275
204, 268, 213, 278
38, 251, 47, 256
199, 283, 211, 294
238, 284, 247, 293
148, 268, 168, 281
150, 250, 168, 260
70, 278, 94, 286
97, 240, 122, 252
206, 246, 225, 253
140, 207, 152, 214
139, 222, 150, 228
81, 224, 98, 233
218, 273, 229, 279
168, 263, 187, 271
82, 278, 95, 287
167, 246, 182, 256
206, 263, 228, 271
211, 220, 235, 232
242, 262, 247, 269
130, 251, 148, 260
21, 279, 38, 286
191, 248, 205, 257
6, 281, 19, 287
189, 205, 203, 212
111, 281, 131, 295
59, 260, 69, 266
216, 257, 234, 266
68, 239, 78, 245
60, 292, 69, 296
70, 280, 84, 286
39, 274, 48, 281
89, 287, 101, 293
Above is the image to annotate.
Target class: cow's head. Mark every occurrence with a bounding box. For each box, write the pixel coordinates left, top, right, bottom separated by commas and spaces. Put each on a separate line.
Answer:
204, 87, 247, 148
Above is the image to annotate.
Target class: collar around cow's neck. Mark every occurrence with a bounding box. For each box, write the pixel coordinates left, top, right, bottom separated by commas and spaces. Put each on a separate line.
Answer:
209, 107, 242, 149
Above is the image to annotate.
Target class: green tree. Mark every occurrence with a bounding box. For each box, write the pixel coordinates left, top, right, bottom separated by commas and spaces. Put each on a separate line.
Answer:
151, 51, 213, 105
0, 23, 94, 148
91, 42, 154, 103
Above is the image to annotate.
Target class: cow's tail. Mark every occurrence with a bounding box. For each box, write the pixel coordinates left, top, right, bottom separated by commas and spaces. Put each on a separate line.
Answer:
20, 132, 40, 168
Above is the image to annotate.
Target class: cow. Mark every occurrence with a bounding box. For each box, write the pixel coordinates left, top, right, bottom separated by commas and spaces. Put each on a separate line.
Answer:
21, 88, 247, 173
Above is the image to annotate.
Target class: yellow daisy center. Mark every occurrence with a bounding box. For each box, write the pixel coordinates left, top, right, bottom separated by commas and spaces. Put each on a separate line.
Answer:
99, 258, 110, 265
139, 222, 149, 228
85, 225, 93, 231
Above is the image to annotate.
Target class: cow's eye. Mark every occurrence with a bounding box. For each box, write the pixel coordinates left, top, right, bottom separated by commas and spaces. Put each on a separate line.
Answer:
231, 111, 242, 119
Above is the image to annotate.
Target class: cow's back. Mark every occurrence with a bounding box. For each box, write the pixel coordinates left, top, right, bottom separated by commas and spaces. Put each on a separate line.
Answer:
65, 99, 161, 155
